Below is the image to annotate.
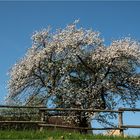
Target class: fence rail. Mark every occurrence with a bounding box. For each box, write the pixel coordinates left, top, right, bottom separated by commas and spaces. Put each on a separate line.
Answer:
0, 105, 139, 136
119, 108, 140, 112
0, 105, 44, 108
39, 108, 122, 113
38, 124, 123, 130
0, 121, 44, 124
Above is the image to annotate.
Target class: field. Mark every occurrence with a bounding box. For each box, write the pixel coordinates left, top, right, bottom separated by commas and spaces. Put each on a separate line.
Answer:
0, 130, 139, 140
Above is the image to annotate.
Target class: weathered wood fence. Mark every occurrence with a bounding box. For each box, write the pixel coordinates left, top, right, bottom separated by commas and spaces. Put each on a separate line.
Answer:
0, 105, 140, 136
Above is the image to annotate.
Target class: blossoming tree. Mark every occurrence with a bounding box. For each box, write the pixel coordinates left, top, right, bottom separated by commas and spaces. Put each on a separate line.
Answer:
7, 21, 140, 132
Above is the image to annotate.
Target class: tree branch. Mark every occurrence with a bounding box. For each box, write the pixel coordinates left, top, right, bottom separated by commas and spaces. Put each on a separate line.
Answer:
76, 55, 95, 73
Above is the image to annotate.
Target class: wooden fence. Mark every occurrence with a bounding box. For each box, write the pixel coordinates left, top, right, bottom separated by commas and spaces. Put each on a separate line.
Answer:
0, 105, 140, 136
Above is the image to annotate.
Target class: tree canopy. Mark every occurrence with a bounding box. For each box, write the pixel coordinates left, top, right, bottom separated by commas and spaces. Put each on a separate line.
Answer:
7, 21, 140, 128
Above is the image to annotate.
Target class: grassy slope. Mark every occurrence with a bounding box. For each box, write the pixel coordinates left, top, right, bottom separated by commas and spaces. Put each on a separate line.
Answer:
0, 130, 139, 140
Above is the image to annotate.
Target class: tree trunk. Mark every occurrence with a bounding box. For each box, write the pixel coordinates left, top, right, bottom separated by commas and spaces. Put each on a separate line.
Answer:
79, 117, 89, 134
77, 112, 92, 134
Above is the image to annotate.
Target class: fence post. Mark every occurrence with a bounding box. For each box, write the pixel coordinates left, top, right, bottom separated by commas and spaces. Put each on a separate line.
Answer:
118, 109, 124, 137
39, 109, 45, 131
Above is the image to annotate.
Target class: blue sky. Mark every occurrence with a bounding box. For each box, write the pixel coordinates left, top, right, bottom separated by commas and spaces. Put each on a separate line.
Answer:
0, 1, 140, 135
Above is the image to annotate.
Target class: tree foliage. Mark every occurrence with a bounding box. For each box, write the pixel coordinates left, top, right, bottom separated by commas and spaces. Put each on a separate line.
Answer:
7, 21, 140, 128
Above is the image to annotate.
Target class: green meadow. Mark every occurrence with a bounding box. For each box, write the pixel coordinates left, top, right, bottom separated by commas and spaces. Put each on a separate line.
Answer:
0, 130, 139, 140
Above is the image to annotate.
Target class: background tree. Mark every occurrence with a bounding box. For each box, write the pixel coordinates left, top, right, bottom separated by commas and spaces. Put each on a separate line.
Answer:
7, 21, 140, 132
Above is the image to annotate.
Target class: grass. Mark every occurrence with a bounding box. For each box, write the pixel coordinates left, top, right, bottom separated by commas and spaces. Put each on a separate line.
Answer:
0, 130, 139, 139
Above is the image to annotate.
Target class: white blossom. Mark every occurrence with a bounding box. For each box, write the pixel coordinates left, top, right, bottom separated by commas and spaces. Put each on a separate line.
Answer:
7, 21, 140, 128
